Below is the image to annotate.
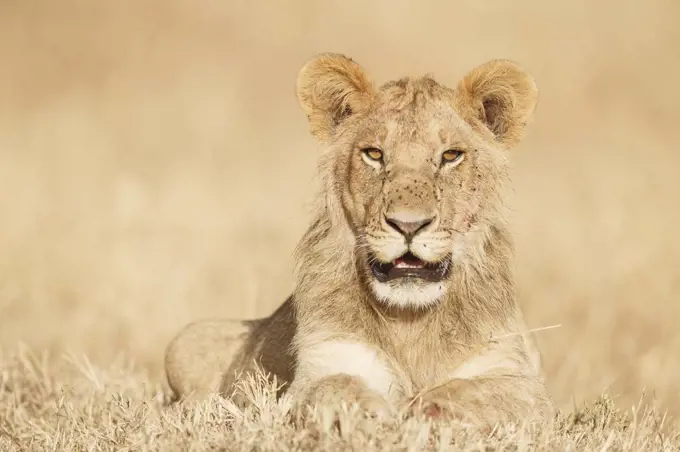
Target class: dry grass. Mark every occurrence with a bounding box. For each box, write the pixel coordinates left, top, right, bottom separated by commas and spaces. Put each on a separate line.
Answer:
1, 349, 678, 451
1, 0, 679, 450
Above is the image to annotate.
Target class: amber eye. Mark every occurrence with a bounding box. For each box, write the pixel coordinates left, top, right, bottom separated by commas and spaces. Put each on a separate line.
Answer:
441, 149, 464, 165
362, 148, 383, 162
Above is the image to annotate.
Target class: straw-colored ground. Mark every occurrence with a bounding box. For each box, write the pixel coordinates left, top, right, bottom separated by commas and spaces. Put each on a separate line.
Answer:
1, 1, 679, 450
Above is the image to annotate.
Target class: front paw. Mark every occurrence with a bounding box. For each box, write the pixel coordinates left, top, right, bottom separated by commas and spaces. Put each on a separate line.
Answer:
353, 389, 394, 419
315, 386, 394, 420
293, 374, 394, 421
408, 392, 463, 422
406, 389, 516, 431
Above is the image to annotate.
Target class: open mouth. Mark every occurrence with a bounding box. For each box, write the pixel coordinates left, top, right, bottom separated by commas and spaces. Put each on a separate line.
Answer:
370, 252, 451, 283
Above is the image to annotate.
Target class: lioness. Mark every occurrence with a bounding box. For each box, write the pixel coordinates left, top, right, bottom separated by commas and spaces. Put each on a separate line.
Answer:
165, 53, 554, 427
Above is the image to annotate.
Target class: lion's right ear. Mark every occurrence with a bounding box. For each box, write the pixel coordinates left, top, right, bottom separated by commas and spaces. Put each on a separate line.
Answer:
296, 53, 376, 142
454, 59, 539, 149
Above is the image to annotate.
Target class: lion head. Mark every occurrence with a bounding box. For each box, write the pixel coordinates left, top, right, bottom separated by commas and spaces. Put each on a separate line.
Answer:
295, 53, 538, 309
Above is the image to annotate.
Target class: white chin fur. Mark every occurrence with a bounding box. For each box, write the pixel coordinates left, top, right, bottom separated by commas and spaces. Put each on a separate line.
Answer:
370, 279, 446, 309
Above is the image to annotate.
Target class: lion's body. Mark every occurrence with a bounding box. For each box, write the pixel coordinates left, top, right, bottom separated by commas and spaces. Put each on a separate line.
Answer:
165, 54, 554, 427
165, 299, 296, 402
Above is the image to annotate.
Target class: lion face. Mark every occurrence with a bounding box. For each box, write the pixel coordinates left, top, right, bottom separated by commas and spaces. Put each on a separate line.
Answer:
345, 87, 507, 308
297, 54, 538, 308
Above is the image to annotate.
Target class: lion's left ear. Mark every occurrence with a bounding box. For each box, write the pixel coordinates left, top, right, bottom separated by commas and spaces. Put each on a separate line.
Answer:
296, 53, 376, 143
454, 59, 539, 148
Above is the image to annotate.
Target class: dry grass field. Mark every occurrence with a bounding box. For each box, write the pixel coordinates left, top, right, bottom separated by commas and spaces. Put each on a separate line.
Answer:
1, 0, 679, 450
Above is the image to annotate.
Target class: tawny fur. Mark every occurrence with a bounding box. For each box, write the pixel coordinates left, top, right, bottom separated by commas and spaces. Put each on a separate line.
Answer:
164, 53, 554, 428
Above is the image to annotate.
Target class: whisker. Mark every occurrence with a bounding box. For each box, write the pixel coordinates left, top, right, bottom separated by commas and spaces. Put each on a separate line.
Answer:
450, 227, 485, 235
353, 242, 373, 253
437, 254, 453, 270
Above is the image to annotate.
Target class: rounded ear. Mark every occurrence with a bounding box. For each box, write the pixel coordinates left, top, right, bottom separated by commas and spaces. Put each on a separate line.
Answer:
296, 53, 376, 142
454, 59, 539, 148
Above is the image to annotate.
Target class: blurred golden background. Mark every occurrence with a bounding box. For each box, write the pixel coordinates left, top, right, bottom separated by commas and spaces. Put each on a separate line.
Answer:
1, 0, 678, 416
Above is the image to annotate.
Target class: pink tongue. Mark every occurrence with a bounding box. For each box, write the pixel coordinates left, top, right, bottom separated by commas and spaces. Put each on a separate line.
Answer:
394, 256, 424, 267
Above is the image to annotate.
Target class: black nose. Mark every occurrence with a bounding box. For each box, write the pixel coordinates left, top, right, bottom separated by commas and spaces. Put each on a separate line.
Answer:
384, 215, 435, 241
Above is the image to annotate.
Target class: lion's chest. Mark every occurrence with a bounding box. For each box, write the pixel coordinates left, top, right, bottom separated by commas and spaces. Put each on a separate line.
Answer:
355, 330, 473, 399
297, 337, 466, 401
389, 338, 470, 395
